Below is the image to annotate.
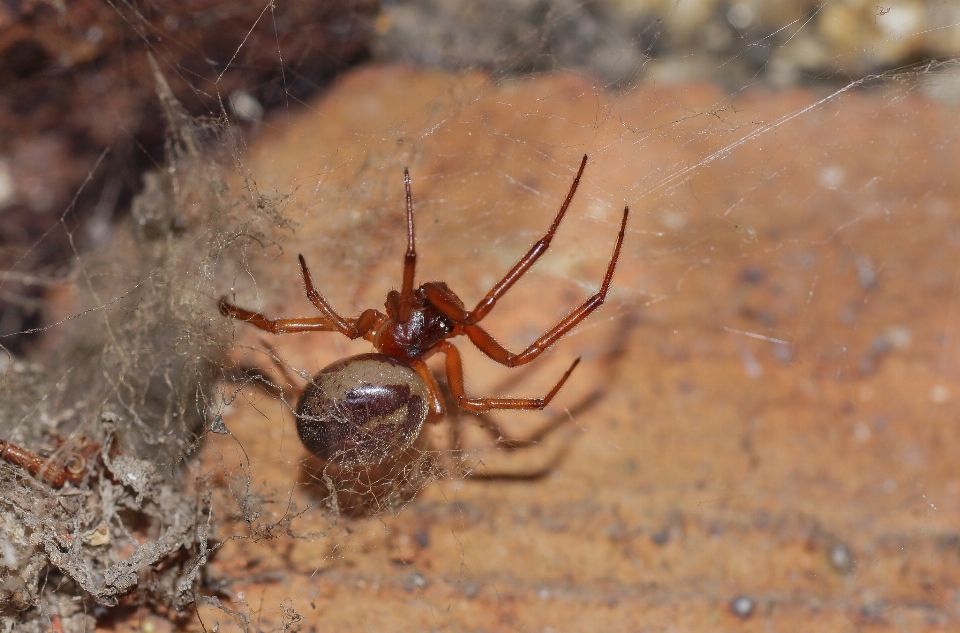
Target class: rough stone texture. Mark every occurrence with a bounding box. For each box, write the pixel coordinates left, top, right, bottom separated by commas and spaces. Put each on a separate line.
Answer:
119, 66, 960, 631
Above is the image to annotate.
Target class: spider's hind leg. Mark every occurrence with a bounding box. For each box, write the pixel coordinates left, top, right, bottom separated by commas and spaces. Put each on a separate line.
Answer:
260, 342, 307, 402
222, 341, 306, 405
444, 308, 637, 480
439, 341, 580, 414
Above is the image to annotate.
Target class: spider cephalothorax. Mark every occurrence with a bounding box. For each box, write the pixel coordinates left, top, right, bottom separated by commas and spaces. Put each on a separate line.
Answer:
220, 155, 628, 469
375, 284, 459, 360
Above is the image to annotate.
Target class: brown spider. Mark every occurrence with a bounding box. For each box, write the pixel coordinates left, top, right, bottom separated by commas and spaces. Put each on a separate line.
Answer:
219, 155, 628, 471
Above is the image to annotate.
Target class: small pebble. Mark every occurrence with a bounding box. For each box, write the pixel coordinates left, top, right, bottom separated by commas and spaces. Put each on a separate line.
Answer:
929, 384, 951, 405
404, 571, 427, 592
817, 165, 846, 190
829, 542, 854, 573
729, 594, 754, 618
414, 527, 430, 548
739, 266, 765, 284
650, 528, 670, 546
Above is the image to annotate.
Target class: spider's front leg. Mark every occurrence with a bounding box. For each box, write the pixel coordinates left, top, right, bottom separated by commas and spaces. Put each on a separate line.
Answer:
219, 298, 346, 334
419, 155, 591, 326
424, 205, 629, 368
464, 155, 590, 325
297, 254, 379, 338
220, 254, 385, 340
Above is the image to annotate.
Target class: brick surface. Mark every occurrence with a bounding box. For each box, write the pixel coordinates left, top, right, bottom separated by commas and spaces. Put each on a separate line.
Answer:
131, 67, 960, 632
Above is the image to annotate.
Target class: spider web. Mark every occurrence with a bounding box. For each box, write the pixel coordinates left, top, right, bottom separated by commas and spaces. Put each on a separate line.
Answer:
3, 1, 960, 632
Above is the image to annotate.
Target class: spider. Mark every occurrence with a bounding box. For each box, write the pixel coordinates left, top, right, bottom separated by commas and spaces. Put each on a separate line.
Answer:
219, 154, 628, 473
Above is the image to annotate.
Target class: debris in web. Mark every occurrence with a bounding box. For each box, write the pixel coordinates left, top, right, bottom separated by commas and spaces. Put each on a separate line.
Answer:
0, 59, 285, 631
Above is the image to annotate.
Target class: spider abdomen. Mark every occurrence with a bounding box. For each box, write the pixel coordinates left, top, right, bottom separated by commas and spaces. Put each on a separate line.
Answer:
295, 353, 429, 467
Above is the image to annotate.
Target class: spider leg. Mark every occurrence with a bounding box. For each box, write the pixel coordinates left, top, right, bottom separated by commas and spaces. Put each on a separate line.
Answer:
464, 155, 589, 325
452, 308, 638, 480
219, 297, 348, 334
420, 282, 469, 322
260, 341, 307, 401
222, 335, 308, 402
298, 254, 363, 338
439, 341, 580, 413
398, 167, 417, 323
408, 360, 446, 422
462, 205, 628, 368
